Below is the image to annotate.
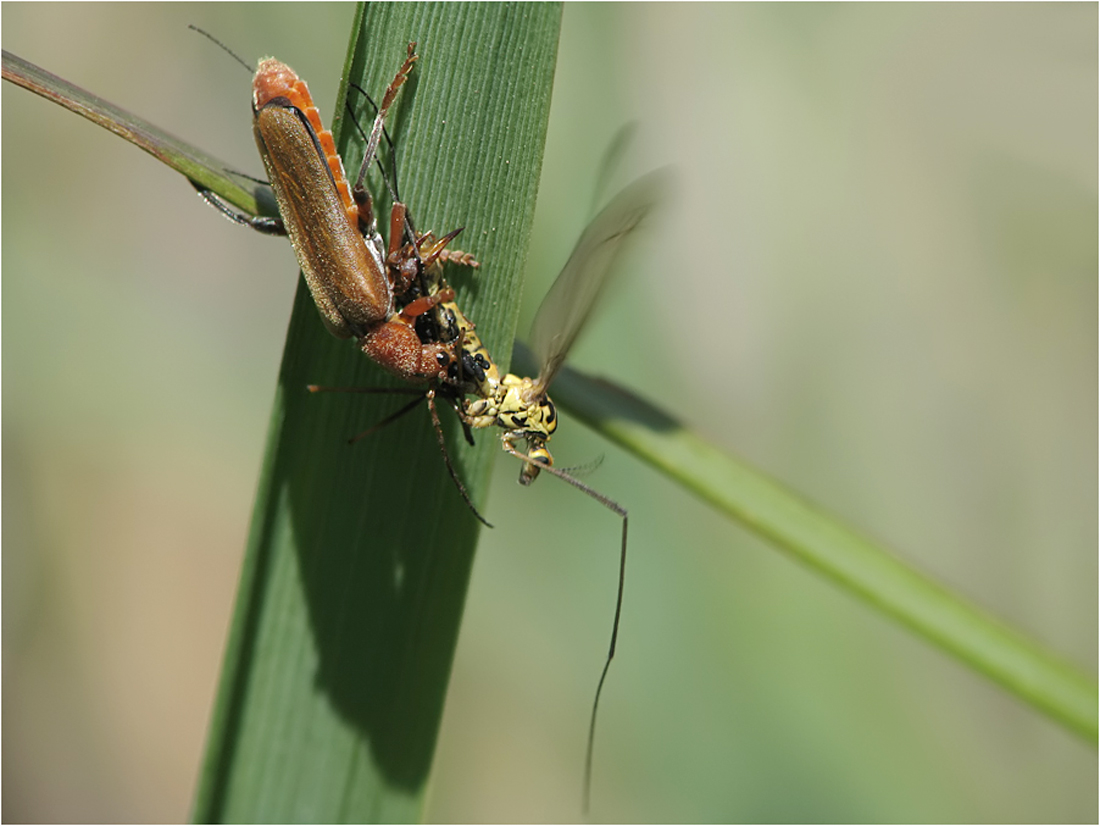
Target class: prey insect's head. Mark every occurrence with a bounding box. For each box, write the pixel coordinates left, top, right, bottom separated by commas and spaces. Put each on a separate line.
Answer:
497, 375, 558, 440
528, 395, 558, 441
518, 385, 558, 485
492, 373, 559, 484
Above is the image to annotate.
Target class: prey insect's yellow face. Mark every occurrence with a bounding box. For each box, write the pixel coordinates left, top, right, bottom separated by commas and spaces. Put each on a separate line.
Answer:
496, 374, 558, 441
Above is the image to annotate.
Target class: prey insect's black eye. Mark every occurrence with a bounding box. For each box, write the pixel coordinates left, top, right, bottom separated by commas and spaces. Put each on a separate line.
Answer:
462, 352, 487, 383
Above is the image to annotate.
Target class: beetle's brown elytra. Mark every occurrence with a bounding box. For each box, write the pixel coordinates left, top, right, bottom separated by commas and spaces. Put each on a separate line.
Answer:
250, 48, 460, 382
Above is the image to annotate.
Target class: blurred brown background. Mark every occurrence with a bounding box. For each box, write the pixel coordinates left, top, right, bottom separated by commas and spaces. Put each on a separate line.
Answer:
4, 3, 1096, 822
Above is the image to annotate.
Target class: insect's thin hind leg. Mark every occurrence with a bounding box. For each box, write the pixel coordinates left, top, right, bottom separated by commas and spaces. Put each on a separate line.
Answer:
343, 85, 401, 204
426, 390, 492, 528
584, 502, 627, 816
349, 46, 418, 247
502, 443, 627, 815
354, 43, 417, 195
442, 391, 477, 447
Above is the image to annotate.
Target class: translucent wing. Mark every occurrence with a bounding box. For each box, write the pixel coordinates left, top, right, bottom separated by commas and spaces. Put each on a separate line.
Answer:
530, 168, 669, 393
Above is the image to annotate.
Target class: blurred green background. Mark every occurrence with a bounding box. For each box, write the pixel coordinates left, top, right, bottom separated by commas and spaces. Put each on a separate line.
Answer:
3, 3, 1096, 822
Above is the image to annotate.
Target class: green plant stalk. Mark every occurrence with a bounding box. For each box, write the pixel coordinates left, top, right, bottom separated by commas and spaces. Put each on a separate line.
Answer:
1, 48, 279, 219
541, 360, 1099, 744
191, 6, 561, 822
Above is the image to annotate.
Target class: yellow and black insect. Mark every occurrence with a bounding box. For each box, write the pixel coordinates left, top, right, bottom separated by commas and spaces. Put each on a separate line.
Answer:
407, 169, 666, 811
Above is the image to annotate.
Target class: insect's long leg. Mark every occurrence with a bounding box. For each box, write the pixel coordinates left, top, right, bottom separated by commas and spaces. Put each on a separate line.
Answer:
345, 81, 402, 204
502, 444, 628, 815
193, 184, 286, 235
346, 73, 479, 277
436, 384, 478, 447
426, 390, 492, 528
586, 512, 627, 817
343, 88, 403, 209
354, 43, 417, 196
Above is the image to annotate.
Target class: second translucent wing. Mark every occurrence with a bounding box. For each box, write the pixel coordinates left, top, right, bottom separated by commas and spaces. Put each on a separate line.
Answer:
529, 168, 669, 394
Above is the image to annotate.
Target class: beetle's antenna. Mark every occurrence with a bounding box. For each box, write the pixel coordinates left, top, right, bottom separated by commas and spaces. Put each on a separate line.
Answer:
188, 25, 252, 74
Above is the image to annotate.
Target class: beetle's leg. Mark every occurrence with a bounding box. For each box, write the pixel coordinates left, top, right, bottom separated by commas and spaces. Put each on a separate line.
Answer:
194, 185, 285, 235
397, 286, 456, 326
418, 226, 480, 269
354, 43, 418, 195
385, 201, 420, 295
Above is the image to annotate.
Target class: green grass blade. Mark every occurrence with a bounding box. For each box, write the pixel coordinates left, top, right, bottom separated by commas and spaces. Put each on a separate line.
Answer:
535, 356, 1098, 743
1, 48, 278, 218
191, 5, 561, 822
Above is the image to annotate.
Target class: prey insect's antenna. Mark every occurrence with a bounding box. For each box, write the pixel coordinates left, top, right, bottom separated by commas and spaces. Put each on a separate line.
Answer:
503, 444, 628, 815
427, 390, 492, 528
188, 25, 252, 74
